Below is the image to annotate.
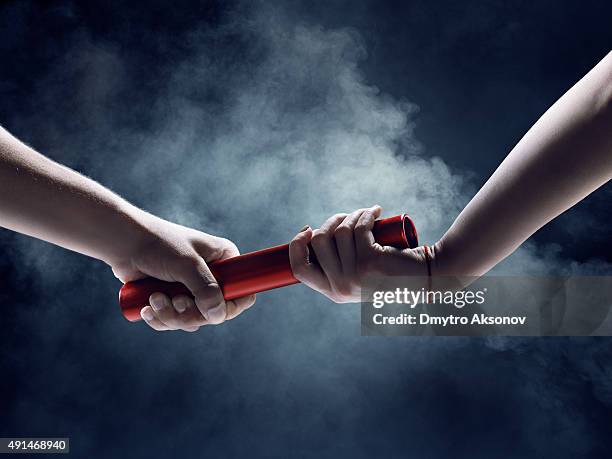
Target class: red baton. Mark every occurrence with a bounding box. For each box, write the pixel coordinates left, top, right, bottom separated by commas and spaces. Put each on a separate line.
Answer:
119, 214, 418, 322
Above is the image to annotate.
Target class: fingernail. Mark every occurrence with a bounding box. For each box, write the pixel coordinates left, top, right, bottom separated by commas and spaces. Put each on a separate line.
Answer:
141, 308, 154, 321
300, 225, 311, 232
175, 301, 187, 314
206, 303, 226, 324
149, 293, 169, 311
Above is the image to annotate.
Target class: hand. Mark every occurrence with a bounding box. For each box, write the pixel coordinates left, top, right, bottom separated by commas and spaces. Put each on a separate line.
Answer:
289, 206, 430, 303
110, 214, 255, 332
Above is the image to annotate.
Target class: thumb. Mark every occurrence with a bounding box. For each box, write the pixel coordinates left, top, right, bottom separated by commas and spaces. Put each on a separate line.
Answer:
174, 256, 227, 324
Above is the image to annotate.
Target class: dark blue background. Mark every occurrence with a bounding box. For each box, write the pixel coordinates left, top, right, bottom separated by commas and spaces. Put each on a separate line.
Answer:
1, 1, 611, 457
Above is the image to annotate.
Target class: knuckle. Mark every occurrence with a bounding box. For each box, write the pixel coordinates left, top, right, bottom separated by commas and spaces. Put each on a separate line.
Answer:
334, 224, 352, 238
219, 237, 236, 248
289, 238, 302, 250
310, 230, 330, 246
220, 238, 239, 256
354, 223, 369, 235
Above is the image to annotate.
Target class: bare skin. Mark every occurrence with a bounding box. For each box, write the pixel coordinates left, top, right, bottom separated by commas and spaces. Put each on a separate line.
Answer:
0, 128, 255, 331
290, 51, 612, 302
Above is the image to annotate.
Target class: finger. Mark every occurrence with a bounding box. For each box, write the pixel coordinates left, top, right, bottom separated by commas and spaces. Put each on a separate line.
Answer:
355, 205, 383, 259
334, 208, 368, 277
141, 306, 171, 331
171, 294, 209, 329
289, 226, 331, 294
310, 213, 347, 279
171, 294, 194, 314
173, 257, 227, 325
149, 292, 182, 329
225, 294, 256, 321
172, 307, 210, 328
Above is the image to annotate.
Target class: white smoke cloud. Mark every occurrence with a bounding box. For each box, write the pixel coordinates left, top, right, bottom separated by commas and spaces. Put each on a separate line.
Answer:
111, 16, 467, 249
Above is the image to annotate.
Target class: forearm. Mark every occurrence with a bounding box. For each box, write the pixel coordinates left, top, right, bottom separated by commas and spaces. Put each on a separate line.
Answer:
0, 127, 151, 265
434, 51, 612, 276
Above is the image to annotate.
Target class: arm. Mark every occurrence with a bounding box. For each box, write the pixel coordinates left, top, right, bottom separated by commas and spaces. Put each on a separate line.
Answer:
0, 127, 255, 329
289, 51, 612, 302
434, 50, 612, 277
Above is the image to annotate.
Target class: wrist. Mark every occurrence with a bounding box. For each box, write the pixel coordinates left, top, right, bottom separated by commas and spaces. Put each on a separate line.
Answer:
428, 238, 483, 292
428, 240, 446, 277
101, 201, 159, 266
424, 239, 466, 291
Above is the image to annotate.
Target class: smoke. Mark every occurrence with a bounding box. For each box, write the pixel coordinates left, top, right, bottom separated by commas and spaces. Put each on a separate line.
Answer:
1, 1, 611, 457
96, 14, 467, 245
